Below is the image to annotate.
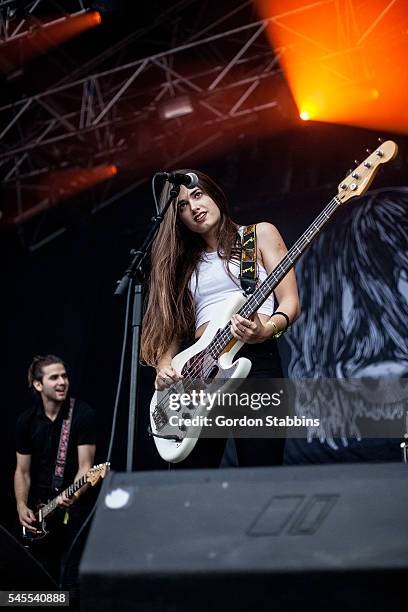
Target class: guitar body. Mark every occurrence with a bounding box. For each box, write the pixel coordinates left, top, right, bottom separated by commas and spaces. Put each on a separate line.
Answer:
150, 293, 252, 463
22, 504, 50, 541
21, 463, 110, 541
22, 502, 68, 541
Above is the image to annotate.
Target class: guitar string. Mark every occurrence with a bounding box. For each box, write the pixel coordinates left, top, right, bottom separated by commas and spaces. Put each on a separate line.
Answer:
156, 195, 341, 399
153, 194, 341, 426
42, 474, 88, 515
159, 147, 392, 423
153, 195, 342, 429
153, 196, 342, 431
201, 196, 341, 358
41, 466, 107, 515
214, 196, 341, 350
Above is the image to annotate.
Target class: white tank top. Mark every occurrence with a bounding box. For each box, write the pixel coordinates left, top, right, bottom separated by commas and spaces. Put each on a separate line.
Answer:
189, 228, 275, 329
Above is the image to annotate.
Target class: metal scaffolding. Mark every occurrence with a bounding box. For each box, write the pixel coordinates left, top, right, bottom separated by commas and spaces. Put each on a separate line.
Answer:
0, 0, 405, 250
0, 0, 86, 42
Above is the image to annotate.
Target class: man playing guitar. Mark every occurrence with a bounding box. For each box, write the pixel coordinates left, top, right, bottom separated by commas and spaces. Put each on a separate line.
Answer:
14, 354, 96, 588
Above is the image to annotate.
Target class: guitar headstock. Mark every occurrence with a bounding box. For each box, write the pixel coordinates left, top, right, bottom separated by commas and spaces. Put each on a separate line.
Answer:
86, 462, 110, 487
337, 140, 398, 203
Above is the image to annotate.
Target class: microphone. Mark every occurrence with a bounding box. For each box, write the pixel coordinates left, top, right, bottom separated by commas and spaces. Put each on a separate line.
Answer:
159, 171, 199, 188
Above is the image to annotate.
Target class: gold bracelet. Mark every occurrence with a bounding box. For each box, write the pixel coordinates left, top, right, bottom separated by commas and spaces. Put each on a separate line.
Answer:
266, 319, 283, 339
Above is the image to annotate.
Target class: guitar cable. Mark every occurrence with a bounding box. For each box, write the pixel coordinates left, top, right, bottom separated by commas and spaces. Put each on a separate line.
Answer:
59, 277, 133, 590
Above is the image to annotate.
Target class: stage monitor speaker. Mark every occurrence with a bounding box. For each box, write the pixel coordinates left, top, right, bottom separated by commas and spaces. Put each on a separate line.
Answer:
80, 463, 408, 612
0, 525, 57, 590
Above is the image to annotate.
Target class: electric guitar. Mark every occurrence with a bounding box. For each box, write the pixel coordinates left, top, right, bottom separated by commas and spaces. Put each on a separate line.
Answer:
22, 462, 110, 540
149, 141, 398, 463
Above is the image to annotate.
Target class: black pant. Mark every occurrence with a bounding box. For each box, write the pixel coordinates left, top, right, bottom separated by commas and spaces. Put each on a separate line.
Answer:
171, 339, 285, 469
27, 503, 89, 609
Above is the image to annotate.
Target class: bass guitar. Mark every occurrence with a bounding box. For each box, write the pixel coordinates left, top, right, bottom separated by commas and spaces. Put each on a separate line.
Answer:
149, 141, 398, 463
22, 462, 110, 540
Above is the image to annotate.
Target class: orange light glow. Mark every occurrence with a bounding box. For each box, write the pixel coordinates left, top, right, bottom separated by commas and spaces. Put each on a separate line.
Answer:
8, 162, 118, 224
50, 163, 118, 202
300, 111, 310, 121
0, 11, 102, 72
90, 11, 102, 26
256, 0, 408, 134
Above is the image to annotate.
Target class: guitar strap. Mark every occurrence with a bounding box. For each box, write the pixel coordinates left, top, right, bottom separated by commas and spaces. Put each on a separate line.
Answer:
52, 398, 75, 495
239, 224, 258, 295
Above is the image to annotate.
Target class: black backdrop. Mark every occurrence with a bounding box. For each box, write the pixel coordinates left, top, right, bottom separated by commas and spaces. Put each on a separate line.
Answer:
1, 122, 407, 529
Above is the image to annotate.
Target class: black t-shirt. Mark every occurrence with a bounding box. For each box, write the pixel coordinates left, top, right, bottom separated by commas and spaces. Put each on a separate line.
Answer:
16, 398, 96, 504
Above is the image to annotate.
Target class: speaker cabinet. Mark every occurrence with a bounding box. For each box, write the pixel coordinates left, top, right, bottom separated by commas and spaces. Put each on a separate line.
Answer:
80, 463, 408, 611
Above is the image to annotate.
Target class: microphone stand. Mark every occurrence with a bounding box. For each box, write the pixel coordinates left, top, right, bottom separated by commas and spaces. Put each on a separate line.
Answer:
115, 181, 181, 472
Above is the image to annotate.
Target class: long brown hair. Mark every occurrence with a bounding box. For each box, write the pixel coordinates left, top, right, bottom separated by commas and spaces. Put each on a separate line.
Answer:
141, 170, 239, 367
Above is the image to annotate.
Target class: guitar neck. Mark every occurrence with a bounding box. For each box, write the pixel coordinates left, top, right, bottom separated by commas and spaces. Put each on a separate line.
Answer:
39, 473, 87, 519
209, 194, 342, 354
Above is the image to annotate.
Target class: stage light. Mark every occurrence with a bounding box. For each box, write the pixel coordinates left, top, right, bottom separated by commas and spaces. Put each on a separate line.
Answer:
90, 11, 102, 26
300, 111, 310, 121
48, 163, 118, 205
51, 163, 117, 201
0, 10, 103, 74
158, 96, 194, 120
256, 0, 408, 133
7, 162, 118, 226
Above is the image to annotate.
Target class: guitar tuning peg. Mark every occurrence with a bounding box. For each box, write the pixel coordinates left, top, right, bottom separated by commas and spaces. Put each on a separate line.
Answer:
366, 149, 372, 154
378, 137, 384, 143
354, 160, 359, 165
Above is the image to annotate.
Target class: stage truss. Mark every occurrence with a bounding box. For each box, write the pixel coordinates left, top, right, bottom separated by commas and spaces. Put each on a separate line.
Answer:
0, 0, 404, 249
